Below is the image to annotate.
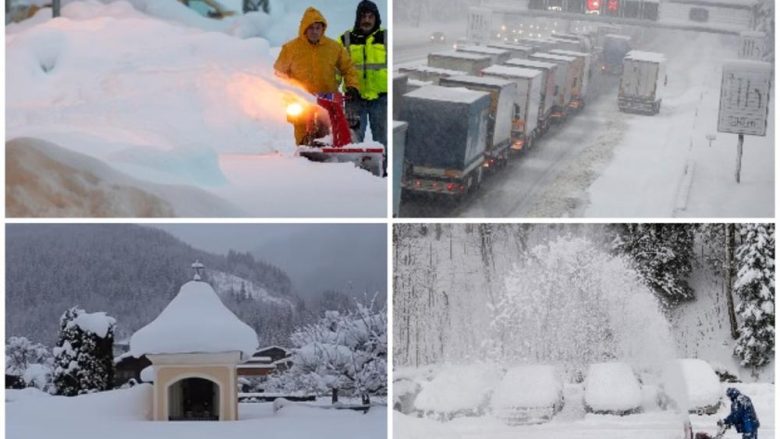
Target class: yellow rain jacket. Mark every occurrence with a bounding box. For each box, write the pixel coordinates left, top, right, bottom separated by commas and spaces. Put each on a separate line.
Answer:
274, 7, 360, 94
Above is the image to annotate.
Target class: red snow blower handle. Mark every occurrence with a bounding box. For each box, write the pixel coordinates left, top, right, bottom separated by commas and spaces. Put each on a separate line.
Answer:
315, 93, 353, 148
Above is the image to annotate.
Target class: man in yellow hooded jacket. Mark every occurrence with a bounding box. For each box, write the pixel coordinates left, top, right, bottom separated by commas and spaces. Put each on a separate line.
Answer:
274, 7, 361, 145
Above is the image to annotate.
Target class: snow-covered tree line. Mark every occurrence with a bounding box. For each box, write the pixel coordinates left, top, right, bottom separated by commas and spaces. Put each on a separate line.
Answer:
394, 224, 775, 374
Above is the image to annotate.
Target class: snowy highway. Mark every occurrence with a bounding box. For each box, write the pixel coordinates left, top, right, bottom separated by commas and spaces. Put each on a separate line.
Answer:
396, 26, 773, 218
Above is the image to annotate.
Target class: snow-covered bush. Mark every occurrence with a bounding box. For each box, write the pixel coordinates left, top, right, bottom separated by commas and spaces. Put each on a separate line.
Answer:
277, 300, 387, 404
393, 377, 422, 415
584, 362, 642, 415
6, 336, 51, 376
733, 224, 775, 370
414, 364, 502, 420
491, 365, 563, 425
53, 307, 116, 396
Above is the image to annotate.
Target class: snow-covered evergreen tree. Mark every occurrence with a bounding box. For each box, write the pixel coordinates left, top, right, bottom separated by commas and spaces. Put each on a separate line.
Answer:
611, 224, 694, 304
733, 224, 775, 369
53, 307, 116, 396
278, 298, 387, 405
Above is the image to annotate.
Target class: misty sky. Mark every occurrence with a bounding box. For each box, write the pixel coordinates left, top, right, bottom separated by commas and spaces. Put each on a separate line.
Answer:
151, 224, 387, 299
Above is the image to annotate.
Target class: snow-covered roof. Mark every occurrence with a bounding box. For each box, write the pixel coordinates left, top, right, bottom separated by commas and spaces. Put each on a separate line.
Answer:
398, 65, 465, 76
625, 51, 666, 63
505, 58, 558, 69
482, 65, 543, 79
405, 85, 490, 104
531, 53, 577, 62
487, 43, 533, 52
550, 49, 590, 58
442, 75, 516, 88
458, 45, 509, 55
429, 50, 492, 61
130, 280, 258, 358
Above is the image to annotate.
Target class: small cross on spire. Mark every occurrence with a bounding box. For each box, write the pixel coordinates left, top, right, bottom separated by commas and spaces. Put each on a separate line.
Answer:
191, 260, 205, 281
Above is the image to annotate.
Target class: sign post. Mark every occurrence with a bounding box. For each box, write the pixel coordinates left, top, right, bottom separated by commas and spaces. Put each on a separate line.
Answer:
717, 60, 772, 183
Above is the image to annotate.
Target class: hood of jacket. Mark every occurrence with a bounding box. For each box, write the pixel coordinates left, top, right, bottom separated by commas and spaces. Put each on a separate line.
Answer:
299, 7, 328, 41
353, 0, 381, 34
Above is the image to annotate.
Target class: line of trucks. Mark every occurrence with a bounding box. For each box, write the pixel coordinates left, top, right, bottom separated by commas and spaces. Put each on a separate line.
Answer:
393, 32, 666, 210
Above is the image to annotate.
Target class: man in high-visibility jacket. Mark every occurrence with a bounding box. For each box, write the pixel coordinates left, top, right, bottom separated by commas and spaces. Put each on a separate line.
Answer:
340, 0, 387, 148
274, 7, 360, 145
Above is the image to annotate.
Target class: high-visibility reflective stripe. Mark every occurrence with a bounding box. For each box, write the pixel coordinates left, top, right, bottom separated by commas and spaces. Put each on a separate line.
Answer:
353, 62, 387, 70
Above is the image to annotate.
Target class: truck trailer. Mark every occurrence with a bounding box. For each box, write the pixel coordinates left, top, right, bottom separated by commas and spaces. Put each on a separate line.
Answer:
457, 45, 512, 65
400, 85, 491, 196
549, 49, 592, 111
439, 75, 517, 169
529, 52, 577, 121
481, 65, 543, 151
618, 50, 666, 115
503, 58, 558, 134
428, 50, 493, 75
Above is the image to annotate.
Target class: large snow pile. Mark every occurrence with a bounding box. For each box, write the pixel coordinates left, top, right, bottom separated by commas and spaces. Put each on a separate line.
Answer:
130, 280, 258, 358
662, 359, 721, 411
584, 362, 642, 413
414, 364, 502, 417
6, 0, 387, 217
491, 365, 562, 409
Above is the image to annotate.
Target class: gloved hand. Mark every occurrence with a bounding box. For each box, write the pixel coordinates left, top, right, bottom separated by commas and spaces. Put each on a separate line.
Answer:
717, 419, 724, 428
345, 86, 361, 102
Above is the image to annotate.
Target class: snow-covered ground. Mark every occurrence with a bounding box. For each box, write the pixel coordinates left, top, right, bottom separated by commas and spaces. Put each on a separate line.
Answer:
6, 386, 387, 439
395, 380, 774, 439
585, 31, 774, 217
6, 0, 387, 217
395, 22, 773, 218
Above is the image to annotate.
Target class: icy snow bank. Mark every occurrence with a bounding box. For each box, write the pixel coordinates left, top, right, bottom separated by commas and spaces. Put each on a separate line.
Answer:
414, 364, 501, 417
6, 137, 241, 217
130, 280, 257, 358
584, 362, 642, 413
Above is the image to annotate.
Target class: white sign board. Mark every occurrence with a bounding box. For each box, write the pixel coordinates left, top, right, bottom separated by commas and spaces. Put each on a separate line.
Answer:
738, 32, 766, 60
467, 7, 492, 44
717, 61, 772, 136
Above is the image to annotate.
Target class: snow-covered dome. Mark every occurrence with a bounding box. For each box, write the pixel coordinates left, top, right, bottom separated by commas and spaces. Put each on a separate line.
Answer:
130, 280, 257, 358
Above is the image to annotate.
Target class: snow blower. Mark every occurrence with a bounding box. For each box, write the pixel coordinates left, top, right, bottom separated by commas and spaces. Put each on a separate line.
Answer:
695, 423, 728, 439
285, 92, 384, 176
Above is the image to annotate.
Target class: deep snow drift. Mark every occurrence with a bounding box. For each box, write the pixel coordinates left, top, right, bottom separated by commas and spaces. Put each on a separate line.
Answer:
6, 0, 387, 217
6, 385, 387, 439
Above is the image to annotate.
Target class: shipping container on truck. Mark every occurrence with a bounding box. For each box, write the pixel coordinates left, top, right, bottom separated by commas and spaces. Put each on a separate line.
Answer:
529, 52, 576, 121
397, 65, 466, 84
393, 75, 409, 120
549, 36, 582, 52
549, 49, 592, 110
503, 58, 558, 133
428, 50, 493, 75
456, 45, 512, 65
618, 50, 667, 115
400, 85, 491, 197
392, 121, 408, 216
486, 42, 534, 60
439, 75, 517, 170
481, 65, 543, 151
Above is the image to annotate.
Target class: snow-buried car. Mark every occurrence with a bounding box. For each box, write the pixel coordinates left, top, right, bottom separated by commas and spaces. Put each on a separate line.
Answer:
584, 362, 642, 415
490, 365, 564, 425
414, 364, 502, 421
